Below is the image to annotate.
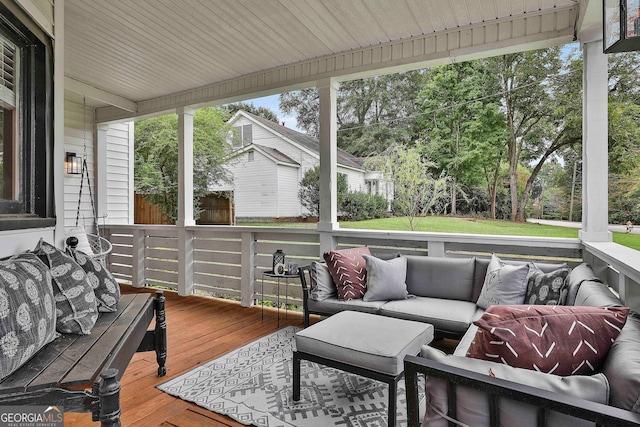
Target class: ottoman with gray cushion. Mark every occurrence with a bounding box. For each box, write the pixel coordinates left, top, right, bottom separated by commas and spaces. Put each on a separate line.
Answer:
293, 310, 434, 427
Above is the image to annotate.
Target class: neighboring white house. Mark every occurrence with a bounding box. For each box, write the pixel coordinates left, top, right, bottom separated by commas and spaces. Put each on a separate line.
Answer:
212, 110, 391, 221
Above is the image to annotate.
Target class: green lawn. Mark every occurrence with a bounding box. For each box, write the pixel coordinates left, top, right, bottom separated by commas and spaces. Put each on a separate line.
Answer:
240, 216, 640, 251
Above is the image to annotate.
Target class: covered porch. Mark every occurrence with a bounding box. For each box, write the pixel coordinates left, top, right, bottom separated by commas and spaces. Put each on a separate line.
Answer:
1, 0, 640, 425
54, 0, 640, 311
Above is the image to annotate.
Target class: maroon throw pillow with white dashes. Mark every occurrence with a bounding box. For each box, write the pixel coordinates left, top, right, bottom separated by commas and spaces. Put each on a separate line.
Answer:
467, 305, 629, 376
323, 246, 370, 301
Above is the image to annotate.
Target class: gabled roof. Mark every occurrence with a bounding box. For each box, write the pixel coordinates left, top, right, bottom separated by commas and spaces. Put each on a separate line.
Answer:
252, 144, 299, 166
232, 142, 299, 167
230, 111, 365, 171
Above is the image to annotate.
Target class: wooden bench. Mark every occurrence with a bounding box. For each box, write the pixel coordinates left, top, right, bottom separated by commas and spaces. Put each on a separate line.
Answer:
0, 290, 167, 427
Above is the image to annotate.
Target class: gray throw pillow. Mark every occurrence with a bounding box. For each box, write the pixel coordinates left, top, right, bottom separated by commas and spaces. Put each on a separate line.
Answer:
34, 239, 98, 335
362, 254, 409, 302
66, 248, 120, 312
310, 261, 336, 301
476, 254, 530, 309
0, 253, 57, 380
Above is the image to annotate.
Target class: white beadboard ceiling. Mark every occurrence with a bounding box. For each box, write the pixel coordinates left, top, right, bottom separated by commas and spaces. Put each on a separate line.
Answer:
63, 0, 596, 115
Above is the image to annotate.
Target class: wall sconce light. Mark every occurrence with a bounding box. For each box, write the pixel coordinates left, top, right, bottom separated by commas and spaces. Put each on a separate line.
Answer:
66, 152, 81, 175
604, 0, 640, 53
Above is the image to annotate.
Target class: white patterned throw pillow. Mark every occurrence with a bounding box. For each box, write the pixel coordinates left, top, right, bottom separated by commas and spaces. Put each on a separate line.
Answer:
66, 247, 120, 312
0, 252, 57, 380
34, 239, 98, 335
476, 253, 530, 309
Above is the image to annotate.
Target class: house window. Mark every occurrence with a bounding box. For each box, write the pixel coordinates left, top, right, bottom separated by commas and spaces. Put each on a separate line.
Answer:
248, 150, 254, 162
0, 4, 54, 225
365, 179, 378, 195
233, 124, 253, 147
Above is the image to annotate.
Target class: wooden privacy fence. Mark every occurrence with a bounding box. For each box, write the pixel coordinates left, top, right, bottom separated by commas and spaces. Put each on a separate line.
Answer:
197, 193, 234, 225
135, 194, 171, 225
134, 193, 233, 225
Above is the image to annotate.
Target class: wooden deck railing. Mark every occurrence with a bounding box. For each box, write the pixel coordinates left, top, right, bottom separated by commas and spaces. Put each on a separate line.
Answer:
102, 224, 640, 312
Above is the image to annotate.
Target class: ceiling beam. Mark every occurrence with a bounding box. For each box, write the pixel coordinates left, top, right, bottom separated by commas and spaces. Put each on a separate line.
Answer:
65, 77, 137, 113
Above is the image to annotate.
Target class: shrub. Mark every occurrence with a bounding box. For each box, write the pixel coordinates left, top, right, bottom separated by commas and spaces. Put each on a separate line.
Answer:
341, 192, 388, 221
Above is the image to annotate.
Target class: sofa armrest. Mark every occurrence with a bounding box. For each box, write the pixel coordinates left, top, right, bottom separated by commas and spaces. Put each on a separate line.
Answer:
404, 355, 640, 427
298, 265, 312, 327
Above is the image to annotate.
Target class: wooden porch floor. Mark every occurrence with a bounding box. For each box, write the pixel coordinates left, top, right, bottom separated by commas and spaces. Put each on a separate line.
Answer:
64, 285, 311, 426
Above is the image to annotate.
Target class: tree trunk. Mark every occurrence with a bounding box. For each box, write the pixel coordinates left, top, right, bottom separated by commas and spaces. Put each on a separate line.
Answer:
451, 180, 457, 216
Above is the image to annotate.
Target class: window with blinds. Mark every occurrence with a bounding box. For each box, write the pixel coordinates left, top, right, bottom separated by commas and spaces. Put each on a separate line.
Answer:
0, 2, 54, 223
232, 124, 253, 147
0, 36, 17, 201
0, 39, 15, 104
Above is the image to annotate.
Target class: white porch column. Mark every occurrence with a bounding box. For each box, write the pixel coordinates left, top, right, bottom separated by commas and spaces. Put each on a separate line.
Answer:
177, 107, 195, 227
579, 40, 611, 243
317, 78, 339, 255
177, 107, 195, 296
96, 124, 108, 221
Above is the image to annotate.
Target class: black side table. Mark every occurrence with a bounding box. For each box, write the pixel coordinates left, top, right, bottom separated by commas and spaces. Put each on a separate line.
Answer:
261, 271, 299, 327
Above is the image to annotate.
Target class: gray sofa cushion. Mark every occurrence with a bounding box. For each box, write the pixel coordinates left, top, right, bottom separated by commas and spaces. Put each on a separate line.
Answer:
307, 296, 385, 316
380, 297, 481, 336
420, 346, 610, 427
405, 256, 475, 301
601, 311, 640, 411
574, 281, 623, 307
566, 263, 602, 306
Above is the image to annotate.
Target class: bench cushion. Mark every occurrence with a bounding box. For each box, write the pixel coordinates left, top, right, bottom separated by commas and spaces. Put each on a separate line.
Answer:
380, 297, 481, 337
0, 253, 57, 380
296, 311, 433, 376
307, 296, 386, 316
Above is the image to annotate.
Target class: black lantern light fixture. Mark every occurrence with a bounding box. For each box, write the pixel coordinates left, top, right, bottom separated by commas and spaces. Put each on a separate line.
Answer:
604, 0, 640, 53
272, 249, 285, 274
65, 152, 81, 175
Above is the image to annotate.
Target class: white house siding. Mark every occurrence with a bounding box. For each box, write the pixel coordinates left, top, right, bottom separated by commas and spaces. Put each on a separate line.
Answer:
234, 116, 318, 186
276, 164, 302, 217
340, 167, 365, 193
232, 149, 279, 218
64, 99, 97, 231
105, 122, 133, 224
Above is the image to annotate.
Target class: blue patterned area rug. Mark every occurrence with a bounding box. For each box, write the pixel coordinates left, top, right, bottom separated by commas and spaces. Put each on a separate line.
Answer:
157, 326, 419, 426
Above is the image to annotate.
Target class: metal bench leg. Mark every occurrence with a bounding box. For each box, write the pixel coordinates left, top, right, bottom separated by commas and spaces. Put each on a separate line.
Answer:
293, 351, 301, 401
154, 290, 167, 377
98, 369, 121, 427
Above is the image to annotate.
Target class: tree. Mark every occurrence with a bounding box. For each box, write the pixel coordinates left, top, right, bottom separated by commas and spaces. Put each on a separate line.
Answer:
280, 72, 424, 156
280, 89, 320, 137
134, 107, 234, 222
487, 48, 581, 221
414, 62, 506, 217
223, 102, 280, 123
366, 144, 449, 231
298, 166, 347, 217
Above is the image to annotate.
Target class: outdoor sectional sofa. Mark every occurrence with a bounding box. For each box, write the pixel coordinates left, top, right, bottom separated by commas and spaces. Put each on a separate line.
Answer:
299, 253, 640, 425
300, 254, 567, 338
